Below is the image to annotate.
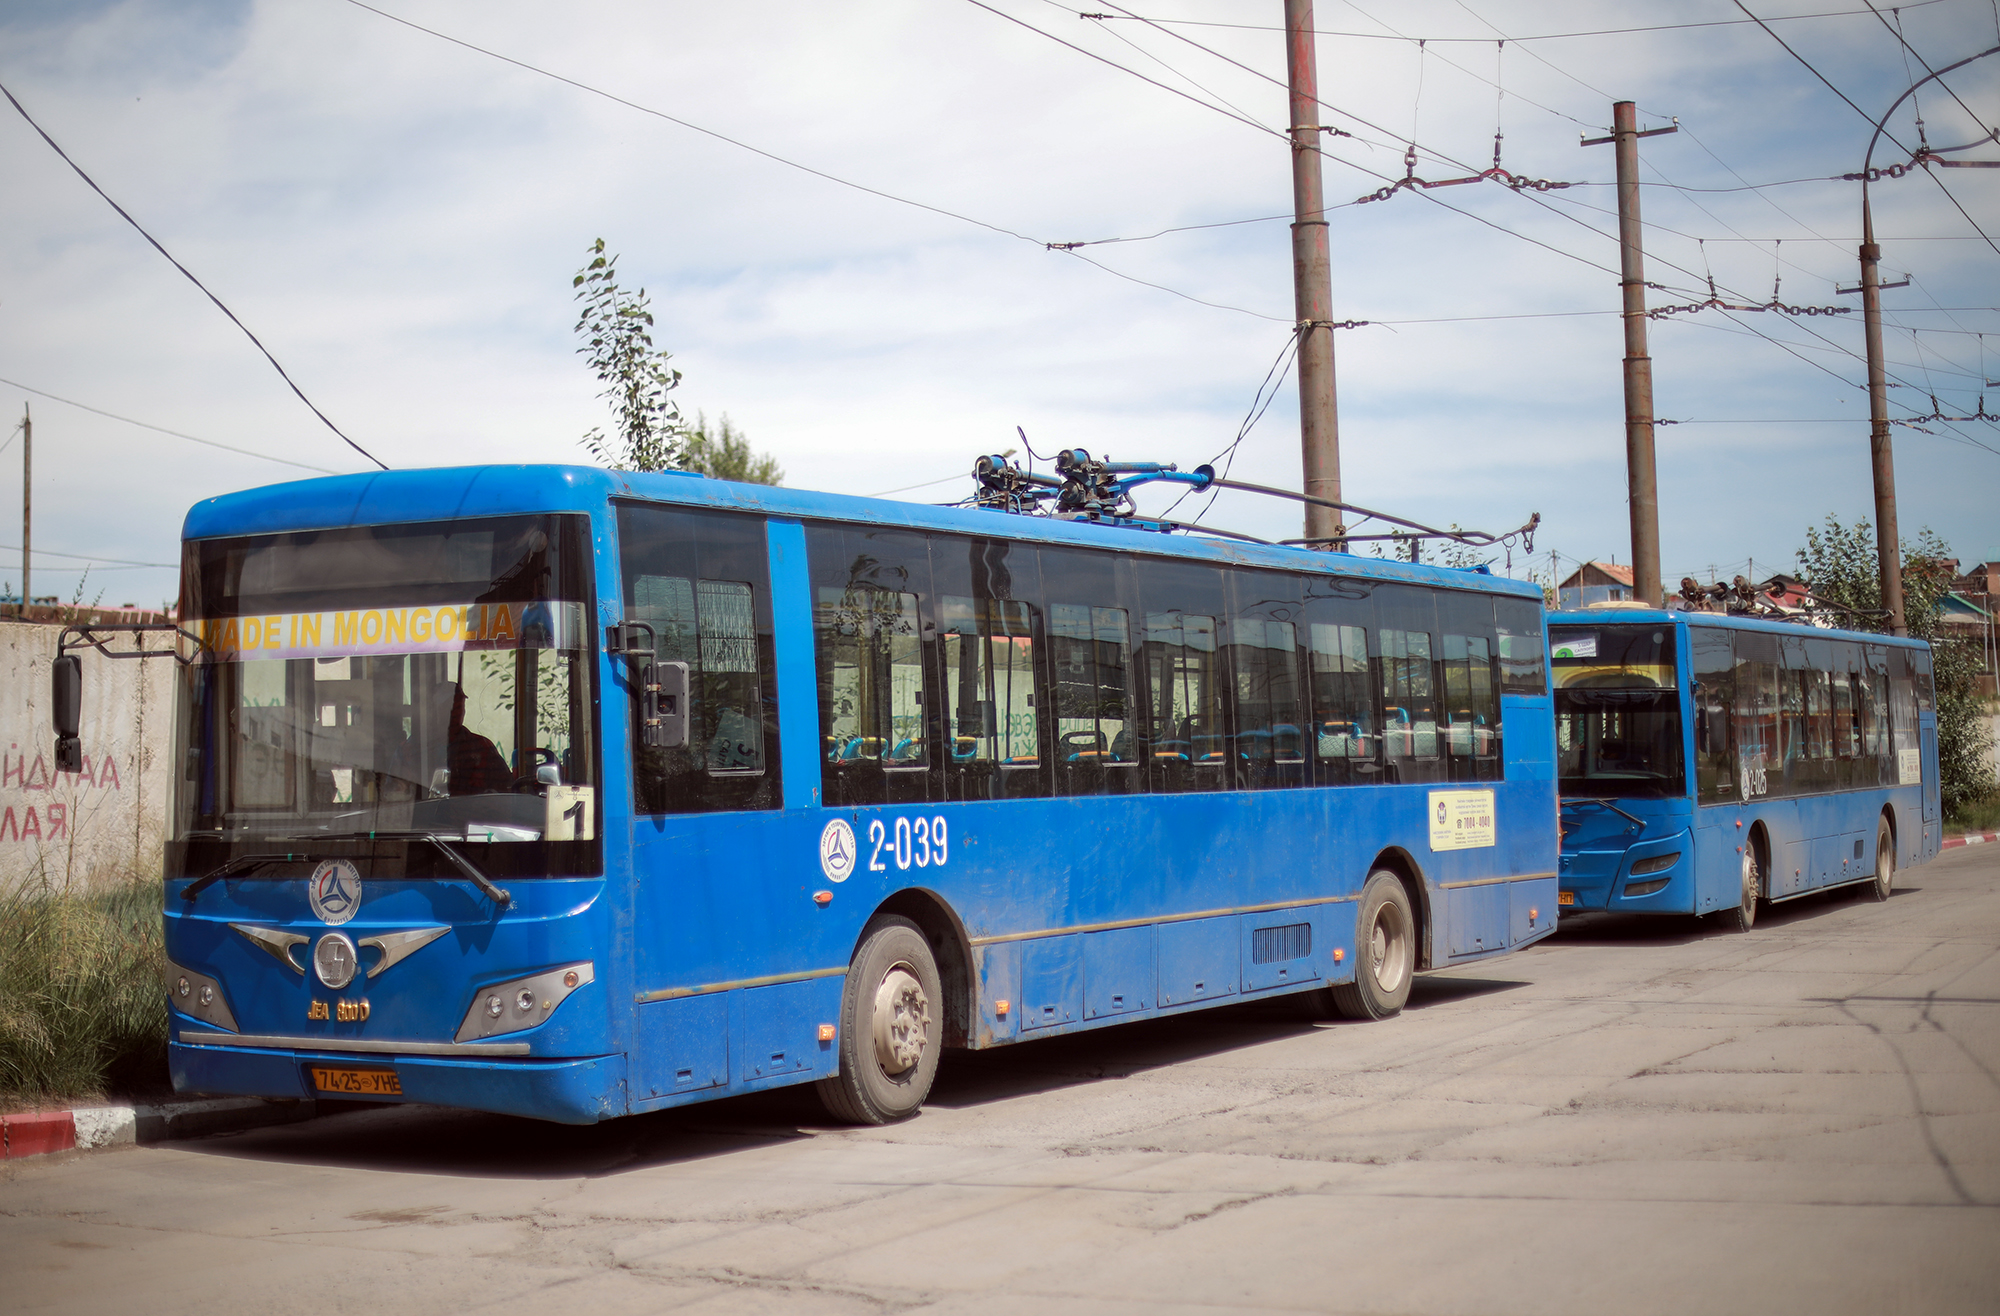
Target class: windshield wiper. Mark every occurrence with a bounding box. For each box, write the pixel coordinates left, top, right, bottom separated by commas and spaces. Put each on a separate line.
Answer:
1561, 797, 1645, 828
180, 834, 511, 908
182, 852, 323, 902
327, 831, 513, 908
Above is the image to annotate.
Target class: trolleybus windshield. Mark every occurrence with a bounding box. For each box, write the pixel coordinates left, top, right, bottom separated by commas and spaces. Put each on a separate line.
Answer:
1550, 623, 1684, 798
173, 514, 596, 865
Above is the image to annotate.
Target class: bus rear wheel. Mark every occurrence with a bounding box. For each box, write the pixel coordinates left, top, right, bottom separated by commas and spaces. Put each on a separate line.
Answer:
1328, 871, 1416, 1020
1719, 846, 1759, 933
1871, 817, 1895, 901
816, 916, 942, 1125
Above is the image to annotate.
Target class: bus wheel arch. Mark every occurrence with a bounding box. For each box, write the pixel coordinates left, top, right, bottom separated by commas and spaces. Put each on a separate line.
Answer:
1367, 848, 1433, 971
866, 888, 976, 1048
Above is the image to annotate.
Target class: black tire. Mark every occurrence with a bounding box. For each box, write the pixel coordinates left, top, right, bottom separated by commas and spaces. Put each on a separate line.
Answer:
1718, 844, 1759, 933
815, 916, 942, 1125
1870, 817, 1895, 902
1328, 871, 1417, 1020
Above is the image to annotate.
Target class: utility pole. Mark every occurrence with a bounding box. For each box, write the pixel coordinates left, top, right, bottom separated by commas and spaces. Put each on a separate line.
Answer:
1285, 0, 1343, 547
19, 403, 28, 621
1584, 103, 1675, 609
1843, 48, 2000, 633
1857, 209, 1906, 635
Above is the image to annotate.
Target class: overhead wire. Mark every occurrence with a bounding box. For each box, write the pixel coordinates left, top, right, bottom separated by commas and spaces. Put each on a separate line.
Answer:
0, 377, 344, 474
1082, 2, 1954, 44
0, 80, 388, 472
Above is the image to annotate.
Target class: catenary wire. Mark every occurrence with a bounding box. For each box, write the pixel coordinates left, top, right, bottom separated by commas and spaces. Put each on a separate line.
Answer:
0, 81, 388, 472
0, 377, 343, 474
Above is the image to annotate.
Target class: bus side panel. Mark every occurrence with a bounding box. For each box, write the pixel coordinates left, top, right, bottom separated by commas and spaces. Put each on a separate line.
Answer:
1084, 925, 1156, 1018
632, 995, 729, 1105
1694, 807, 1736, 914
1157, 915, 1240, 1009
732, 977, 843, 1090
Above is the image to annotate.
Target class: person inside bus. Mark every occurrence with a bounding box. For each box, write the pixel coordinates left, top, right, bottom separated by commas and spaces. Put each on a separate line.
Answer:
441, 681, 512, 796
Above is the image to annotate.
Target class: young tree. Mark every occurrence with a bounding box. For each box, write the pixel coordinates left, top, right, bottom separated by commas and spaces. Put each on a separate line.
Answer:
573, 239, 682, 472
680, 411, 783, 486
1797, 514, 1997, 817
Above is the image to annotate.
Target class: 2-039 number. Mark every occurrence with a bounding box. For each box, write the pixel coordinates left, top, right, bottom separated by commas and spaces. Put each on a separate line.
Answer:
868, 816, 948, 872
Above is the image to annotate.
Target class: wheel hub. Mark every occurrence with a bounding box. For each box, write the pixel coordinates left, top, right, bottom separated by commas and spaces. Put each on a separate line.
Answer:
872, 966, 930, 1075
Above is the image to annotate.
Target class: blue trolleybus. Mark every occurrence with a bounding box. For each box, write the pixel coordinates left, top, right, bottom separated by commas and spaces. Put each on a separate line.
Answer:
67, 465, 1558, 1124
1548, 607, 1941, 930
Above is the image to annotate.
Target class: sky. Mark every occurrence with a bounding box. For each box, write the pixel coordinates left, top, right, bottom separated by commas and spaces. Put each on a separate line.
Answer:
1, 0, 1995, 609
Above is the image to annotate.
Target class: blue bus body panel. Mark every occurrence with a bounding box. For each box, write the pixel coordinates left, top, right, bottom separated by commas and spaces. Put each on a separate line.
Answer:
1549, 608, 1937, 917
168, 466, 1556, 1123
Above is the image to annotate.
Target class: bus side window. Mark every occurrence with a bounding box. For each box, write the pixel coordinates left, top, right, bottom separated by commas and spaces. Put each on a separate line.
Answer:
1494, 597, 1547, 697
1049, 603, 1139, 797
815, 585, 928, 804
1376, 628, 1441, 778
1438, 593, 1499, 783
618, 504, 779, 815
1308, 621, 1372, 785
1731, 631, 1780, 800
939, 595, 1044, 800
1136, 560, 1228, 795
1227, 569, 1305, 792
1690, 625, 1735, 803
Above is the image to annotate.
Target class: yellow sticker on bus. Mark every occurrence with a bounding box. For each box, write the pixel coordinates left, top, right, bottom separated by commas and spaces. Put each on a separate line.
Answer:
188, 601, 587, 662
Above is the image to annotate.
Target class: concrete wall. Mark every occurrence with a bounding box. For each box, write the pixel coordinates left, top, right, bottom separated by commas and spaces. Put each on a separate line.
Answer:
1, 620, 175, 895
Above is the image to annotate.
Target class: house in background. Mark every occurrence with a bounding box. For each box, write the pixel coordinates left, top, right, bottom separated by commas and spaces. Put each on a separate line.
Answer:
1556, 561, 1639, 610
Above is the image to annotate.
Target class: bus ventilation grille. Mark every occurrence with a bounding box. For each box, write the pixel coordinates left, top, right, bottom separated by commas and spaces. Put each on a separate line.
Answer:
1251, 923, 1312, 965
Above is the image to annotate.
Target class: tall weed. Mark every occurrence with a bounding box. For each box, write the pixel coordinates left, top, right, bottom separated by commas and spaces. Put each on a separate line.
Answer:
0, 879, 167, 1105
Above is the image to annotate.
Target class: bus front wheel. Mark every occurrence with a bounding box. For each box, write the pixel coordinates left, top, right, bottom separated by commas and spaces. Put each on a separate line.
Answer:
816, 916, 942, 1125
1719, 846, 1759, 933
1871, 817, 1895, 901
1328, 871, 1416, 1020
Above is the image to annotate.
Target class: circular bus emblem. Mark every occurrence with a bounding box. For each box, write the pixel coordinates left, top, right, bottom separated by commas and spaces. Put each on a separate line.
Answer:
314, 932, 359, 990
819, 819, 856, 883
308, 859, 362, 925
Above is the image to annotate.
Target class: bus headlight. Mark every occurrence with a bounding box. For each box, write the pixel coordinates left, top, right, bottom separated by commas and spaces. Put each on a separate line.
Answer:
165, 961, 239, 1033
456, 963, 594, 1042
1630, 850, 1680, 875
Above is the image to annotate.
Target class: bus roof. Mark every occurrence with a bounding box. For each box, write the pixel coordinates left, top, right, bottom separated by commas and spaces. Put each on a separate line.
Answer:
182, 463, 1544, 601
1546, 605, 1930, 650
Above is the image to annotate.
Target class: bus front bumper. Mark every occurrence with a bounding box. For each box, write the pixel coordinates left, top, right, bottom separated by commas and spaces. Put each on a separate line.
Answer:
169, 1037, 627, 1125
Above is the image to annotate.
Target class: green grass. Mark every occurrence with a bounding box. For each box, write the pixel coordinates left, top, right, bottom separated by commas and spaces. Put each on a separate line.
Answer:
0, 879, 168, 1108
1947, 791, 2000, 837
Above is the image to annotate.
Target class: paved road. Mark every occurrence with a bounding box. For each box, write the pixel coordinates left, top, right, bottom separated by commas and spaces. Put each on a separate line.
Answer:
6, 847, 1997, 1315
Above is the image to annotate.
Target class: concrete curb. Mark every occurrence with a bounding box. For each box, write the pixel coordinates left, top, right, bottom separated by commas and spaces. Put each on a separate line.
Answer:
2, 1097, 317, 1160
1942, 830, 1999, 850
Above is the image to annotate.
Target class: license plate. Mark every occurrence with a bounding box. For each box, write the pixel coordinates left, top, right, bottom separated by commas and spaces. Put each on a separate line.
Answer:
310, 1066, 402, 1096
1558, 890, 1576, 907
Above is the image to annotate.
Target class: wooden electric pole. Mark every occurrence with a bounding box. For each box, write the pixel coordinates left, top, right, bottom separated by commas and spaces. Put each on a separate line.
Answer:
1584, 103, 1675, 609
19, 403, 28, 620
1285, 0, 1344, 547
1858, 205, 1907, 635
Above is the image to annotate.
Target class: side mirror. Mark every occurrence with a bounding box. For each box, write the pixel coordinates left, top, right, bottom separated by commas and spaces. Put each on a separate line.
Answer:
52, 653, 83, 773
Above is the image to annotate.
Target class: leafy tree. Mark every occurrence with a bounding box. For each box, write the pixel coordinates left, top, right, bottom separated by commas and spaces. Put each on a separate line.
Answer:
1797, 514, 1996, 817
680, 411, 783, 486
574, 239, 682, 472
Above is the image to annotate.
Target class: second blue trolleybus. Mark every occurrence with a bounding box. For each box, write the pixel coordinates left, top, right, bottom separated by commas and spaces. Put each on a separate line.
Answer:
62, 464, 1558, 1124
1549, 607, 1940, 929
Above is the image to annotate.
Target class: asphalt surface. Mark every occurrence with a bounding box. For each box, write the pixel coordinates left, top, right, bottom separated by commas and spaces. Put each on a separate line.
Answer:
5, 845, 1997, 1315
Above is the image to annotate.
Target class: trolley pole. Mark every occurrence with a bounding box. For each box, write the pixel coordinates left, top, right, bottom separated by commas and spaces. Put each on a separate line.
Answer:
1285, 0, 1344, 548
1858, 200, 1907, 635
1584, 103, 1675, 609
